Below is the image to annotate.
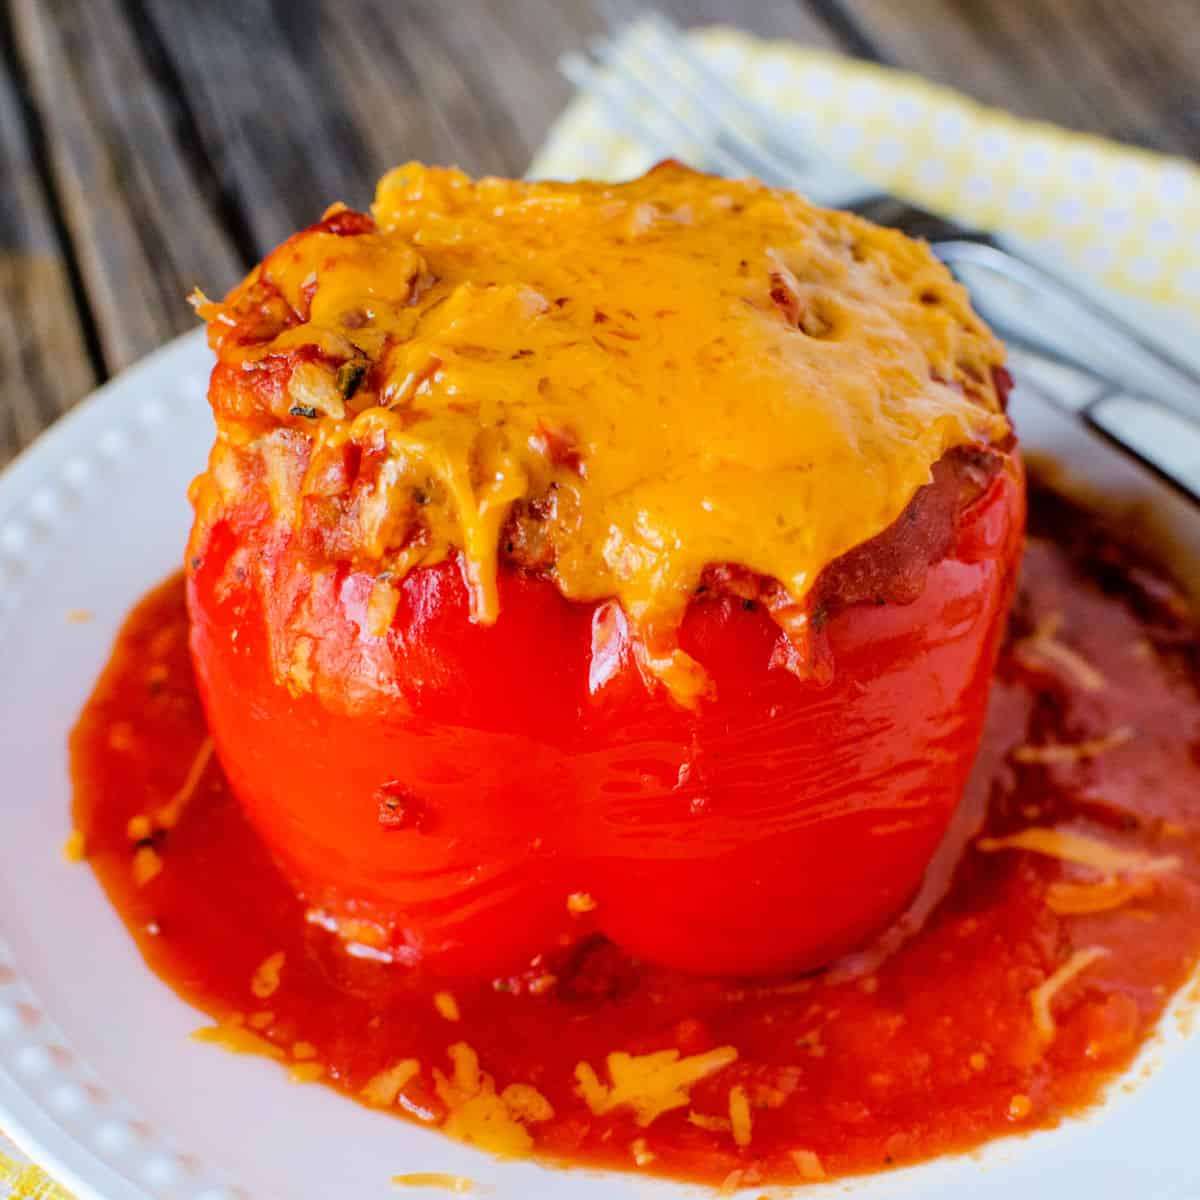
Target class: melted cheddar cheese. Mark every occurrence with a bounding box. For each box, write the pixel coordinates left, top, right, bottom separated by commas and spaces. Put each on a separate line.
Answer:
192, 162, 1010, 701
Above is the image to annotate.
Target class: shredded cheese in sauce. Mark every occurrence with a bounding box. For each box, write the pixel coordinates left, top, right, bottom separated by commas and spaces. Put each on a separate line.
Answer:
687, 1110, 732, 1133
191, 1019, 286, 1060
728, 1084, 753, 1147
61, 829, 85, 863
391, 1174, 474, 1193
132, 845, 162, 887
575, 1045, 739, 1127
1015, 613, 1105, 692
498, 1083, 554, 1124
250, 950, 286, 999
434, 1043, 552, 1157
977, 827, 1179, 876
980, 821, 1177, 1038
1029, 947, 1110, 1043
288, 1061, 326, 1084
362, 1059, 422, 1107
1045, 877, 1154, 915
124, 737, 215, 875
434, 991, 461, 1022
192, 163, 1010, 703
154, 737, 214, 831
630, 1138, 655, 1166
789, 1149, 827, 1181
1012, 727, 1134, 764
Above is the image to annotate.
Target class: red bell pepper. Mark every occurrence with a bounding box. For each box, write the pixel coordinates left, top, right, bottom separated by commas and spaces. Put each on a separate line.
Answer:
188, 456, 1023, 979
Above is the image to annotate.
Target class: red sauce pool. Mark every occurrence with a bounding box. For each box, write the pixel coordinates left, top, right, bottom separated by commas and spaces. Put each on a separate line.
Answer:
70, 486, 1200, 1189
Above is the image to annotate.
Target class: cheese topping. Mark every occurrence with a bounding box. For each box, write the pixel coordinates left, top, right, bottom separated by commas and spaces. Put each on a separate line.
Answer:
193, 163, 1010, 702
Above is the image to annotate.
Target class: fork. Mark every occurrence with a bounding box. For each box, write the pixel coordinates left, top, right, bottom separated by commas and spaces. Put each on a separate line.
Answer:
560, 10, 1200, 496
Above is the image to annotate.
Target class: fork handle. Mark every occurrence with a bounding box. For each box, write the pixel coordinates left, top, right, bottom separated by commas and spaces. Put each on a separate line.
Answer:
933, 240, 1200, 429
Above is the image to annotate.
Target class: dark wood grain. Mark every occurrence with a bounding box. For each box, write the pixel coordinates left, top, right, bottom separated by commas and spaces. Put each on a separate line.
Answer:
0, 3, 96, 465
10, 0, 244, 369
0, 0, 1196, 466
835, 0, 1200, 158
134, 0, 836, 247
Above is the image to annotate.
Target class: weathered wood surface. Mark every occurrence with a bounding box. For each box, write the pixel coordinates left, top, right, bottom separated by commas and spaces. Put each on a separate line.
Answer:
0, 0, 1195, 465
838, 0, 1200, 157
9, 0, 244, 370
0, 2, 96, 464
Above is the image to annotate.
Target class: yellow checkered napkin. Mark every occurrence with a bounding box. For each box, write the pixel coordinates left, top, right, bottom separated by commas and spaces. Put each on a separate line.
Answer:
4, 24, 1199, 1200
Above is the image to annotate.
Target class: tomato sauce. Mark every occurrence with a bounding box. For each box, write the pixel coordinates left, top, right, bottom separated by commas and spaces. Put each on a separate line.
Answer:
70, 485, 1200, 1189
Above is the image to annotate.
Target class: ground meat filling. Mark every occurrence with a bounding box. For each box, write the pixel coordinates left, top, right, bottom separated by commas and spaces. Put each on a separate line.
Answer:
813, 444, 1006, 616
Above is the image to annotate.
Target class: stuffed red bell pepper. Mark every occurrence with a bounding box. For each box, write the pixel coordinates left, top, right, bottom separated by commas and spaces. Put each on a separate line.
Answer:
187, 162, 1023, 979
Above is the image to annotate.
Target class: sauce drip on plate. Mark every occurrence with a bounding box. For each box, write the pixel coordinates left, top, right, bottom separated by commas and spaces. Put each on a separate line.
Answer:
70, 485, 1200, 1188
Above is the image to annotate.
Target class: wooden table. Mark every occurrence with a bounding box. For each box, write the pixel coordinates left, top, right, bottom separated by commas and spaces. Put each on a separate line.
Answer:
1, 0, 1196, 466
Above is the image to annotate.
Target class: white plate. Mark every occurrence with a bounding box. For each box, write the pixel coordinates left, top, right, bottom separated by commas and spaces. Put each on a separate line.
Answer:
1, 330, 1199, 1200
